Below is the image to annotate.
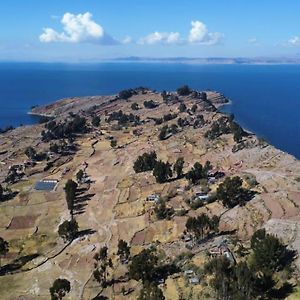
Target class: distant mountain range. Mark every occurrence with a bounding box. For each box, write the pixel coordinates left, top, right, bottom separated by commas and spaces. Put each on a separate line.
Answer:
109, 56, 300, 64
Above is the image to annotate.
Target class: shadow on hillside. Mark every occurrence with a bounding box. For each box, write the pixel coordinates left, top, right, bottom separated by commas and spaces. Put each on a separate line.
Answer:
77, 228, 96, 238
73, 193, 95, 215
0, 253, 39, 276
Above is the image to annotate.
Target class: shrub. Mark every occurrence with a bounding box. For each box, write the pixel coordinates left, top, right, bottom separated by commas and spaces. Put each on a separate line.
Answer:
177, 85, 191, 96
144, 100, 158, 109
92, 116, 101, 127
131, 102, 139, 110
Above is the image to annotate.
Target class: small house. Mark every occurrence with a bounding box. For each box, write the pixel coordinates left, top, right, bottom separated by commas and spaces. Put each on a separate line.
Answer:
189, 277, 199, 285
147, 194, 160, 202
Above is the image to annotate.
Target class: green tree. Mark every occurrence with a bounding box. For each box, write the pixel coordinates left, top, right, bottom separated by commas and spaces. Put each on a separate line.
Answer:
153, 160, 172, 183
177, 85, 191, 96
138, 283, 165, 300
173, 157, 184, 178
25, 146, 37, 160
216, 176, 246, 208
58, 219, 79, 242
0, 237, 9, 267
129, 249, 158, 283
250, 229, 288, 274
154, 200, 174, 220
232, 262, 255, 300
117, 240, 131, 262
191, 104, 198, 113
93, 246, 113, 287
204, 256, 233, 300
92, 116, 101, 127
186, 214, 210, 240
110, 140, 117, 148
186, 162, 204, 184
64, 179, 78, 214
158, 125, 168, 140
178, 102, 187, 112
131, 102, 139, 110
49, 278, 71, 300
133, 151, 157, 173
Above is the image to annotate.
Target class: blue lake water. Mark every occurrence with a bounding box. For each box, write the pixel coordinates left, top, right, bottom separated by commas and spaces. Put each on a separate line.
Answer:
0, 62, 299, 159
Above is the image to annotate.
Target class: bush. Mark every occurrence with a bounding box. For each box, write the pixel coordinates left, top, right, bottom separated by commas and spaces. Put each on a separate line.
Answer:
177, 85, 191, 96
144, 100, 158, 109
178, 102, 187, 112
119, 89, 135, 99
92, 116, 101, 127
131, 102, 139, 110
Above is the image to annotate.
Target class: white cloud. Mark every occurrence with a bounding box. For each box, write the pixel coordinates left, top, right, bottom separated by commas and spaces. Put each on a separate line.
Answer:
139, 31, 181, 45
122, 36, 133, 44
248, 37, 258, 44
188, 21, 223, 45
287, 36, 300, 46
40, 12, 118, 44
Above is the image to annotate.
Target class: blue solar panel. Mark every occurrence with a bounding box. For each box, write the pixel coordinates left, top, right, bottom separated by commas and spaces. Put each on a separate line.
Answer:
34, 181, 57, 191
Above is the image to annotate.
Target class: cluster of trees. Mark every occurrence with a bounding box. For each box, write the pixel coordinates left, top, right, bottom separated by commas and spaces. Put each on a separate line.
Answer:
42, 115, 88, 141
49, 278, 71, 300
177, 85, 191, 96
49, 140, 77, 155
205, 115, 246, 142
158, 124, 179, 140
118, 89, 136, 99
93, 246, 114, 288
216, 176, 251, 208
185, 161, 212, 184
204, 229, 295, 299
129, 248, 177, 299
133, 151, 157, 173
185, 214, 219, 240
64, 179, 78, 215
25, 146, 47, 161
154, 113, 177, 125
143, 100, 159, 109
154, 199, 174, 220
192, 114, 205, 129
153, 160, 173, 183
58, 219, 79, 242
107, 110, 140, 126
133, 153, 185, 184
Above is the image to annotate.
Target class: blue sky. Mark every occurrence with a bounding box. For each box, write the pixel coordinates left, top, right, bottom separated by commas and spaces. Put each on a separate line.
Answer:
1, 0, 300, 62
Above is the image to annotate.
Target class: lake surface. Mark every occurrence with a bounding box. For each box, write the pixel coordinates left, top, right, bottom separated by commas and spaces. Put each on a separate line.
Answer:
0, 62, 299, 159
